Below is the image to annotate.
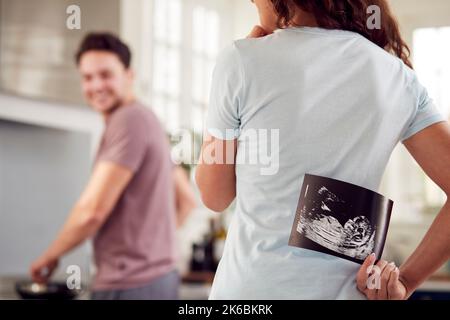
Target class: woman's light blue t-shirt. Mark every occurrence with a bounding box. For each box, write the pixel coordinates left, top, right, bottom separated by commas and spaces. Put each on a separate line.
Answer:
206, 27, 447, 299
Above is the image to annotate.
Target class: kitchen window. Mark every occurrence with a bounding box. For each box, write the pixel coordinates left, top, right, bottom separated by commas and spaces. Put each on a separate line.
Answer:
412, 26, 450, 207
150, 0, 232, 135
414, 27, 450, 119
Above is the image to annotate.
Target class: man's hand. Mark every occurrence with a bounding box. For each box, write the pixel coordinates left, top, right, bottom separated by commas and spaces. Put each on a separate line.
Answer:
173, 166, 197, 228
356, 253, 408, 300
28, 162, 133, 283
247, 25, 271, 38
30, 254, 59, 284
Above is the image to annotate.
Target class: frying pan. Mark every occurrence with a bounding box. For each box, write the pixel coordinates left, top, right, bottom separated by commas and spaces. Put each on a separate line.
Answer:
15, 281, 81, 300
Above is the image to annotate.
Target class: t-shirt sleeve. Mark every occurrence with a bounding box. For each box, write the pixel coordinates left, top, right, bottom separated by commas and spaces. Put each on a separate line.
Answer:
97, 110, 148, 172
400, 74, 447, 143
206, 42, 244, 140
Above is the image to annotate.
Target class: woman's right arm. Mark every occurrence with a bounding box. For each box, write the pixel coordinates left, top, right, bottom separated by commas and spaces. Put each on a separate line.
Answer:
398, 121, 450, 297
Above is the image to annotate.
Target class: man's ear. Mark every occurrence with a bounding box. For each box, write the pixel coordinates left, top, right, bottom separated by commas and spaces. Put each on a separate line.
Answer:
126, 68, 135, 81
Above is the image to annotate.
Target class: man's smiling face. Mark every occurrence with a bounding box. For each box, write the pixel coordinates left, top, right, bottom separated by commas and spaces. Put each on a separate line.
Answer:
78, 50, 134, 114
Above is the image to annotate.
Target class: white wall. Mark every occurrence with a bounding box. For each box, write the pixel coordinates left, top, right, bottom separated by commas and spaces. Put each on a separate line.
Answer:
391, 0, 450, 48
0, 120, 92, 282
232, 0, 259, 39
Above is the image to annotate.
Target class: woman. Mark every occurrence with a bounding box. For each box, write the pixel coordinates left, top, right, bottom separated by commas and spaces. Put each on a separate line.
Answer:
196, 0, 450, 300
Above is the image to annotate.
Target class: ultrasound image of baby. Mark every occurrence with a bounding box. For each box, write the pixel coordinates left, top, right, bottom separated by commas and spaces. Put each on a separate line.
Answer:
290, 174, 393, 264
297, 187, 376, 259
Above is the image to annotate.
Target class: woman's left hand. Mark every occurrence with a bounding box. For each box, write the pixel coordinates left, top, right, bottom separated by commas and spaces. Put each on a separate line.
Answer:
247, 25, 271, 38
356, 253, 408, 300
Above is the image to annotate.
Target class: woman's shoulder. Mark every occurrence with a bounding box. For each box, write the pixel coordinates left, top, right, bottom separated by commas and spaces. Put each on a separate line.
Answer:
232, 32, 281, 53
216, 33, 281, 71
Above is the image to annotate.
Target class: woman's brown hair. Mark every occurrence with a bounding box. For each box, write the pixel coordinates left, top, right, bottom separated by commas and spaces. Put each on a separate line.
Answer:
270, 0, 412, 68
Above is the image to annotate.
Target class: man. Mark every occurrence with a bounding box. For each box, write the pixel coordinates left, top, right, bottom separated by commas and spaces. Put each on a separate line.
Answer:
30, 32, 196, 300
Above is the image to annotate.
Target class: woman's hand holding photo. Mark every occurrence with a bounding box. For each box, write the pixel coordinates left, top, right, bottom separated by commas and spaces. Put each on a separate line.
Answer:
356, 253, 408, 300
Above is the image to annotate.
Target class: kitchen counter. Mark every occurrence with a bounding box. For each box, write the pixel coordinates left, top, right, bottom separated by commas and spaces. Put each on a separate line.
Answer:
1, 275, 449, 300
0, 276, 210, 300
0, 277, 20, 300
411, 276, 450, 300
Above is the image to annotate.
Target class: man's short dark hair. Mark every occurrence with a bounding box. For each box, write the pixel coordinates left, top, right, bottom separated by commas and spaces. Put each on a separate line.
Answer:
75, 32, 131, 68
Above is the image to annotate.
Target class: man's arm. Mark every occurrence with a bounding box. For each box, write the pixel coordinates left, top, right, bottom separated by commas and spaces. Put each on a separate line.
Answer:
398, 121, 450, 296
173, 166, 197, 228
30, 162, 133, 283
195, 134, 237, 212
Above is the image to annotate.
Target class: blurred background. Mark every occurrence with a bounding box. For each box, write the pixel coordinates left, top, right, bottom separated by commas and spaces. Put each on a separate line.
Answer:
0, 0, 449, 299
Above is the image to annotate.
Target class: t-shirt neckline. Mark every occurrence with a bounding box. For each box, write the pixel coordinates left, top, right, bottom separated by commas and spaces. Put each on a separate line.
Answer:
280, 26, 360, 38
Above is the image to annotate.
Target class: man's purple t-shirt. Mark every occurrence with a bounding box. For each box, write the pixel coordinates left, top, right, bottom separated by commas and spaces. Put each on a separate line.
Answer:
93, 101, 177, 291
